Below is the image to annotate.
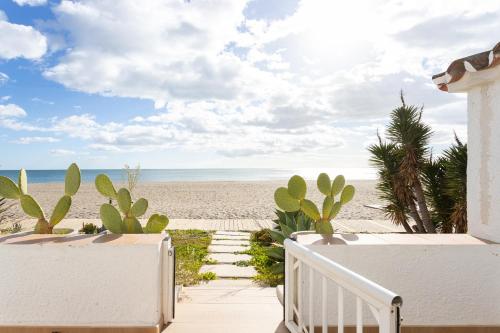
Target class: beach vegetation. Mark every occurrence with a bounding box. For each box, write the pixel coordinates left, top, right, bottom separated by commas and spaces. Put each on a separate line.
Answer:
170, 229, 213, 286
199, 271, 217, 281
369, 93, 467, 233
0, 163, 81, 234
79, 222, 104, 234
274, 173, 355, 234
246, 233, 284, 286
123, 164, 140, 195
95, 174, 169, 234
0, 197, 18, 234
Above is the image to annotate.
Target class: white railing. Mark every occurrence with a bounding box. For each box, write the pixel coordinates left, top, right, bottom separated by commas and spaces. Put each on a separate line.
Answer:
284, 239, 402, 333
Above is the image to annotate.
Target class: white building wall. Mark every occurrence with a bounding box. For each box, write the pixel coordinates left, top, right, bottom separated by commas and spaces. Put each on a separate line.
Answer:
467, 79, 500, 243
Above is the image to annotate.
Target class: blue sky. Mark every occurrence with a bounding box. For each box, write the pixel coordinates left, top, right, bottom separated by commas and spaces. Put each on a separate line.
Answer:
0, 0, 498, 169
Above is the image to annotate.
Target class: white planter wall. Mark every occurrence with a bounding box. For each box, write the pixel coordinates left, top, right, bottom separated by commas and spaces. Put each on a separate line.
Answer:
0, 233, 174, 327
294, 234, 500, 327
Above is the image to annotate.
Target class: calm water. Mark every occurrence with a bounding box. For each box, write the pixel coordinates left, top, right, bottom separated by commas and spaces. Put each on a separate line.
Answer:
0, 168, 376, 183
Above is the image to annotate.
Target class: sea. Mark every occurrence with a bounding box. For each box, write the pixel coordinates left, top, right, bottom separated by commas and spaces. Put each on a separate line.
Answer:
0, 168, 376, 183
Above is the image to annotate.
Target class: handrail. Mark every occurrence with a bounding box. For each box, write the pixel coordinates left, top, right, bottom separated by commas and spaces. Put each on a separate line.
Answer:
284, 238, 402, 333
285, 239, 402, 307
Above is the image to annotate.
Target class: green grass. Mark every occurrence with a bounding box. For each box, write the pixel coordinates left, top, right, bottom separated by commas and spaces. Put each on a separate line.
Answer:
199, 271, 217, 280
245, 234, 284, 287
169, 229, 213, 286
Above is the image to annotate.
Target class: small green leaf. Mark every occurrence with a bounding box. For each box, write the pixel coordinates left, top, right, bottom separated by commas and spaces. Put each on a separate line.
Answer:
117, 188, 132, 214
144, 214, 169, 233
100, 204, 124, 234
331, 175, 346, 196
95, 174, 117, 199
268, 229, 286, 244
269, 262, 285, 274
65, 163, 81, 196
279, 222, 294, 238
18, 169, 28, 195
266, 247, 285, 261
317, 173, 332, 196
49, 195, 71, 226
288, 175, 307, 200
340, 185, 355, 204
284, 213, 296, 231
296, 213, 309, 231
130, 198, 148, 217
274, 187, 300, 212
300, 199, 320, 221
20, 194, 44, 219
0, 176, 20, 199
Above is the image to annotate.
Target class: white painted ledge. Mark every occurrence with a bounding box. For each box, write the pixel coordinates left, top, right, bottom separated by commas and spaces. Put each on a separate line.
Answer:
0, 233, 174, 327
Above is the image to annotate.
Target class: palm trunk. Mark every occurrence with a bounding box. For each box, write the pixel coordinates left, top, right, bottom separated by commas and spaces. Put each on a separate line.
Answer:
408, 200, 425, 232
401, 219, 414, 233
413, 177, 435, 233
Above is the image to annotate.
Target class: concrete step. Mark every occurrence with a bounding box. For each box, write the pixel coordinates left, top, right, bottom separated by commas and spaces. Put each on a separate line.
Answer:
192, 279, 261, 288
211, 239, 250, 246
208, 252, 251, 264
212, 234, 251, 240
214, 231, 251, 237
208, 245, 250, 253
199, 264, 257, 278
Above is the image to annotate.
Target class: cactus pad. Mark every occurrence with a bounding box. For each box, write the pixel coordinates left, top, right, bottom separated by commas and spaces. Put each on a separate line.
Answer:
131, 198, 148, 217
49, 195, 72, 226
65, 163, 81, 196
124, 216, 144, 233
100, 203, 124, 234
322, 196, 334, 220
95, 174, 117, 199
315, 220, 334, 234
18, 169, 28, 195
34, 218, 50, 234
20, 194, 44, 219
287, 175, 307, 200
340, 185, 355, 204
300, 199, 321, 221
317, 173, 331, 196
330, 202, 342, 219
144, 214, 169, 233
117, 188, 132, 213
0, 176, 21, 199
274, 187, 300, 212
331, 175, 346, 196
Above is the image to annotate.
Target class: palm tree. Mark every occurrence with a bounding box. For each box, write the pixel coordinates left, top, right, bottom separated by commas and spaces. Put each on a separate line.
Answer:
386, 94, 435, 233
443, 136, 467, 232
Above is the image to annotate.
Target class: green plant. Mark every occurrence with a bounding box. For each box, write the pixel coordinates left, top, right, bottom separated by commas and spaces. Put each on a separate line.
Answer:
369, 93, 467, 233
123, 164, 140, 195
246, 238, 284, 287
199, 271, 217, 281
79, 222, 101, 234
0, 163, 81, 234
274, 174, 355, 234
95, 174, 169, 234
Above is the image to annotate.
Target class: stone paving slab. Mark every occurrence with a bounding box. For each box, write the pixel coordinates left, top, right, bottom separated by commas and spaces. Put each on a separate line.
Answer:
208, 252, 251, 263
214, 231, 252, 236
212, 234, 251, 240
208, 244, 249, 253
194, 279, 261, 288
211, 239, 250, 246
199, 264, 256, 278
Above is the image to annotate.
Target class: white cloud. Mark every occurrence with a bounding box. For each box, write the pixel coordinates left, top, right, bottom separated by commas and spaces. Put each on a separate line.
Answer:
12, 0, 47, 6
32, 97, 55, 105
0, 11, 47, 59
50, 148, 76, 156
0, 72, 9, 85
0, 104, 27, 118
13, 136, 59, 144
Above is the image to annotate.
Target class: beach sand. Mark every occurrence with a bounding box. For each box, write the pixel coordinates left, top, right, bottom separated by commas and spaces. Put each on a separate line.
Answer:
8, 180, 387, 221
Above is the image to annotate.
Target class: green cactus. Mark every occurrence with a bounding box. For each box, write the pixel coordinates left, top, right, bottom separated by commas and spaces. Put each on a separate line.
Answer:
273, 173, 355, 234
0, 163, 81, 234
95, 174, 169, 234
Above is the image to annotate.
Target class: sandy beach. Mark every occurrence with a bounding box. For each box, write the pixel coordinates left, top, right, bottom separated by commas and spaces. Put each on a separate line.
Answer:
8, 180, 387, 221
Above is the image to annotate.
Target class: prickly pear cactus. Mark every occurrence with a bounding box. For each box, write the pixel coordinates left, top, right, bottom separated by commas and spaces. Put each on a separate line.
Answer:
0, 163, 81, 234
95, 174, 168, 234
273, 173, 355, 235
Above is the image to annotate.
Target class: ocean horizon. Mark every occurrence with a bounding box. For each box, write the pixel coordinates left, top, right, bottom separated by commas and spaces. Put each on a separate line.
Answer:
0, 168, 377, 183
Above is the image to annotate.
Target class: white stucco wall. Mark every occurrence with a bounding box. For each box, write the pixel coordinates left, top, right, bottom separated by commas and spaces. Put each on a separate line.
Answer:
0, 233, 172, 327
294, 234, 500, 327
466, 77, 500, 243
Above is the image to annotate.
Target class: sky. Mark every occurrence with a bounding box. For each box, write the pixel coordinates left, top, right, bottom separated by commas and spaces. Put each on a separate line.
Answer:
0, 0, 498, 170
